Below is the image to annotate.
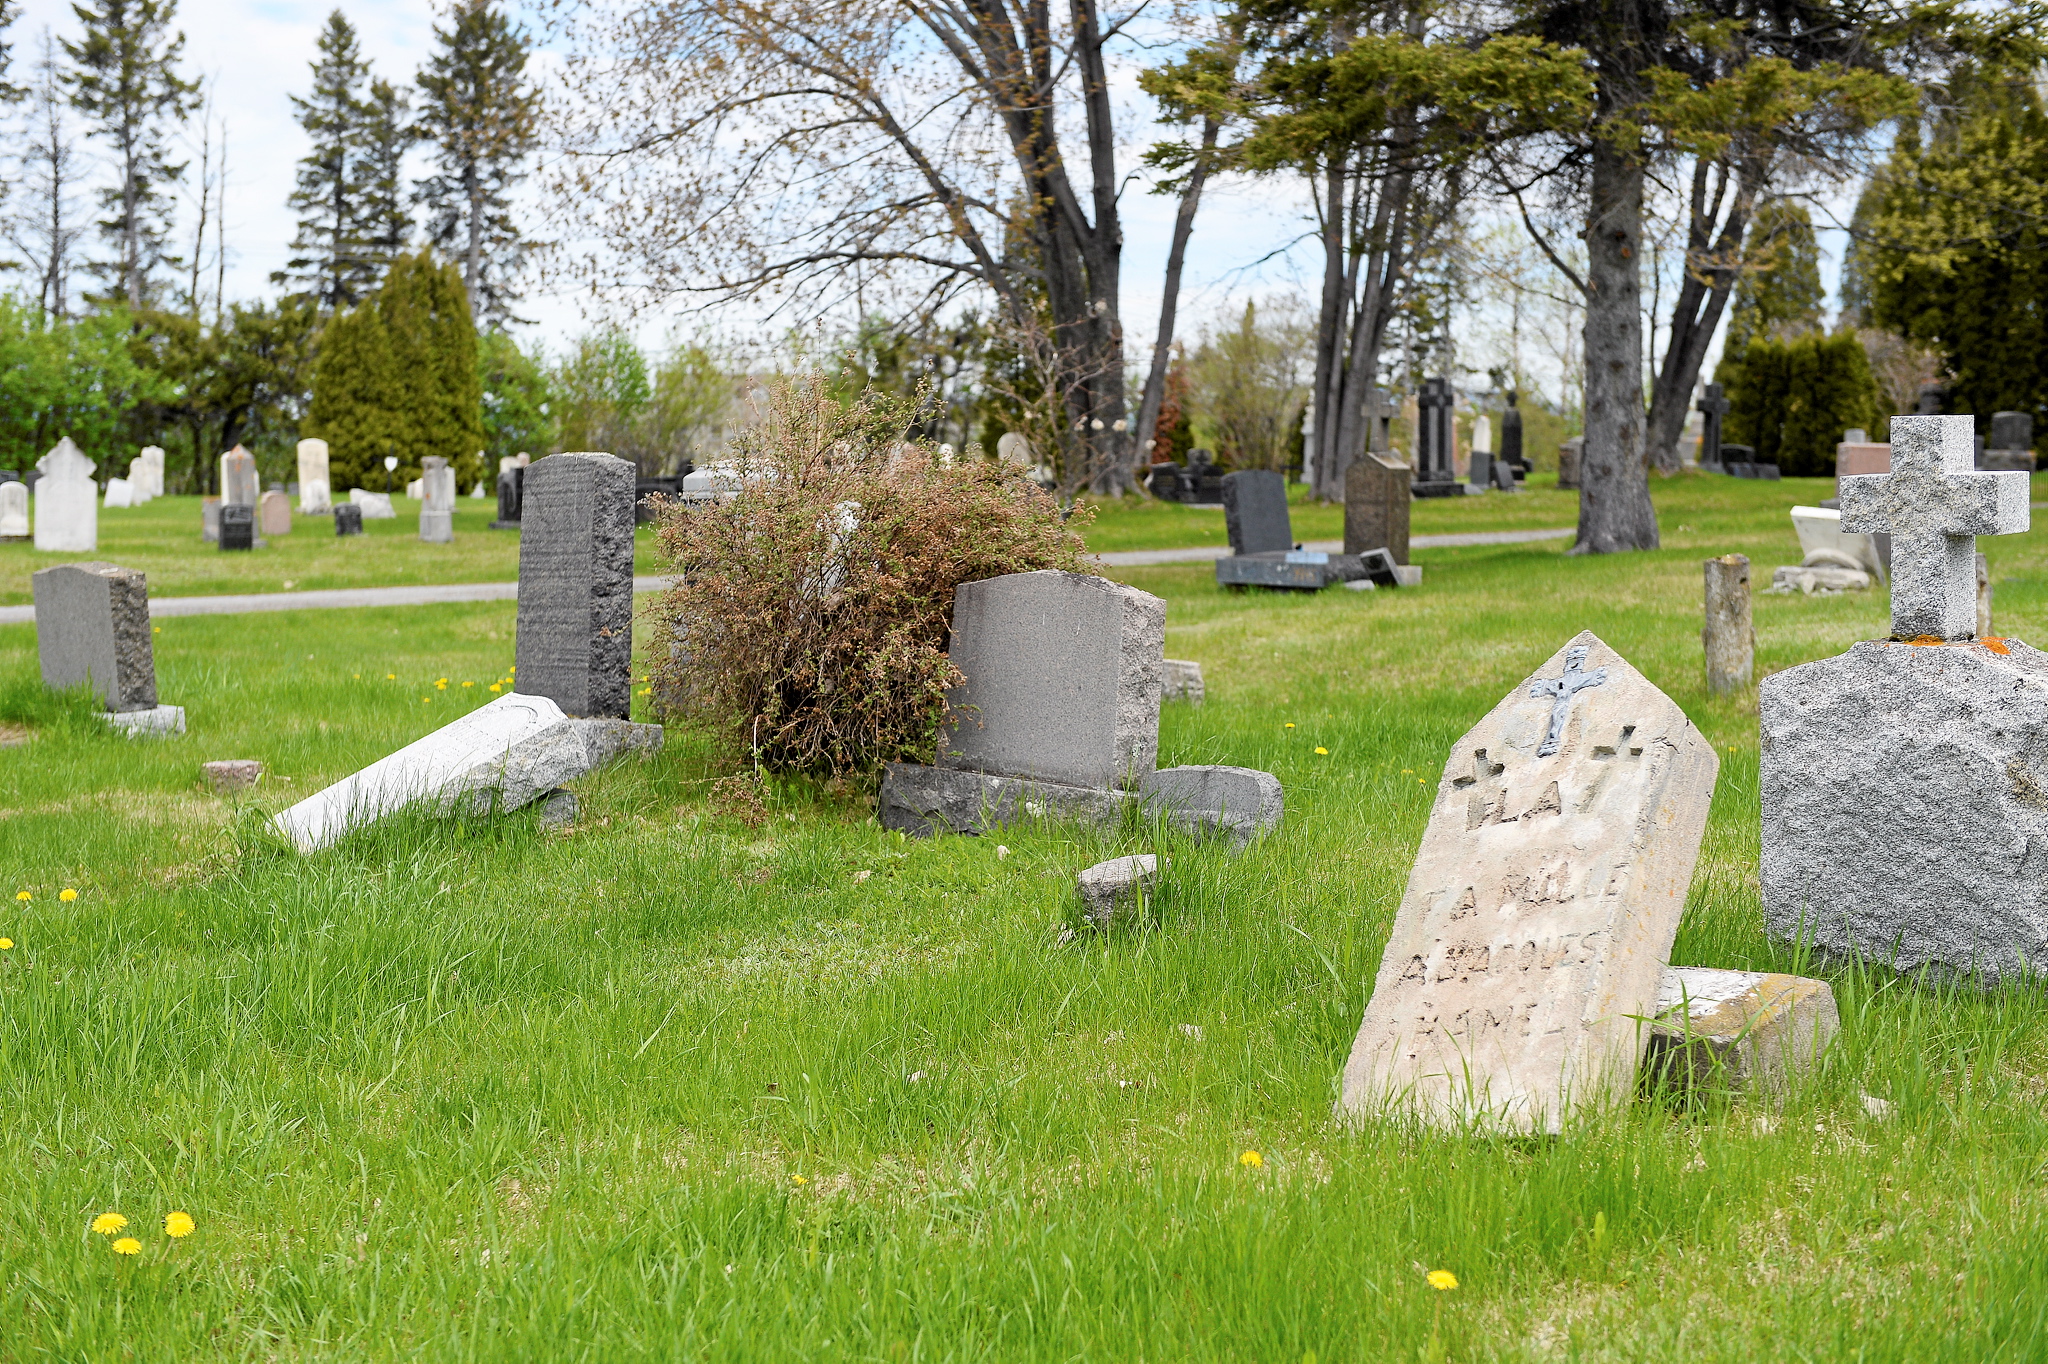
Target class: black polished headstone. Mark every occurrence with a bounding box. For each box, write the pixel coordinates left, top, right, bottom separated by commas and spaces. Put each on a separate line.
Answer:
1412, 377, 1461, 496
1499, 393, 1526, 477
334, 503, 363, 536
219, 503, 255, 551
492, 465, 525, 529
1697, 383, 1730, 467
1720, 444, 1755, 477
1221, 470, 1293, 556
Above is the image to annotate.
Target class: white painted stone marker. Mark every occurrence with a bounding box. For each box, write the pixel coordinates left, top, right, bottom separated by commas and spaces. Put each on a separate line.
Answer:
1338, 631, 1720, 1134
1840, 415, 2028, 640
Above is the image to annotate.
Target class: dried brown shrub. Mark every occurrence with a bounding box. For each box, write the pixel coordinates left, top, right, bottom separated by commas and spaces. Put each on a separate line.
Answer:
651, 372, 1097, 777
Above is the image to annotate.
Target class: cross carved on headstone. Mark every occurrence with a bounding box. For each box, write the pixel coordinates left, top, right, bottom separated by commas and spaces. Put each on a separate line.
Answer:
1528, 644, 1608, 757
1840, 415, 2029, 640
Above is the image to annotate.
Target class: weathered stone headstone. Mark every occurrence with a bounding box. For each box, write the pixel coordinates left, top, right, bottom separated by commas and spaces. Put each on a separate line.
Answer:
271, 692, 664, 853
334, 503, 364, 536
1644, 967, 1838, 1095
1076, 854, 1159, 931
515, 452, 636, 719
1364, 388, 1398, 455
1344, 452, 1412, 564
135, 445, 165, 499
1982, 411, 2035, 471
419, 456, 455, 542
1337, 631, 1720, 1133
0, 480, 28, 539
1557, 436, 1583, 490
1412, 377, 1460, 497
34, 437, 98, 552
1162, 658, 1205, 705
1222, 470, 1293, 556
103, 478, 135, 509
1696, 383, 1729, 468
203, 760, 263, 794
1762, 415, 2038, 980
1790, 505, 1883, 580
492, 464, 524, 529
259, 490, 292, 537
351, 489, 397, 519
201, 497, 221, 542
996, 432, 1032, 467
939, 570, 1162, 788
121, 456, 151, 502
220, 504, 255, 551
297, 439, 332, 512
32, 562, 158, 712
220, 445, 258, 509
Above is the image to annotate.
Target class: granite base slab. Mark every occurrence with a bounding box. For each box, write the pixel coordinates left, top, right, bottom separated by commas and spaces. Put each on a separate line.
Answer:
880, 762, 1283, 843
103, 704, 185, 736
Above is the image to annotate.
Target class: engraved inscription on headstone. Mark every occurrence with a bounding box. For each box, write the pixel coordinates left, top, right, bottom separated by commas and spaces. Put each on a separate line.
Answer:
1338, 631, 1720, 1133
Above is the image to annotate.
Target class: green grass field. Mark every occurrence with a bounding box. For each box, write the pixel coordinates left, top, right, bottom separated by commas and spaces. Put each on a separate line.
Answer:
1, 470, 2045, 1360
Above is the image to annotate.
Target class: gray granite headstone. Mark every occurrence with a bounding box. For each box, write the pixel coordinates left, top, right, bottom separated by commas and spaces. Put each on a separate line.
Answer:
515, 452, 635, 718
419, 456, 455, 543
219, 503, 255, 551
1991, 411, 2031, 451
334, 503, 363, 536
32, 562, 158, 712
1221, 470, 1292, 555
938, 569, 1164, 790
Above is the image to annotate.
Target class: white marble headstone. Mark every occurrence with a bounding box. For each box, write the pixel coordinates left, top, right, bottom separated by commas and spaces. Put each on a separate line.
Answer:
34, 438, 97, 552
297, 438, 332, 513
0, 481, 28, 538
104, 478, 134, 509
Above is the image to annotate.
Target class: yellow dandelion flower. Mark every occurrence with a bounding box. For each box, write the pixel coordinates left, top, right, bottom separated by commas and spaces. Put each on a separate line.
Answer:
354, 673, 361, 679
508, 666, 516, 674
488, 683, 502, 693
1315, 747, 1329, 756
385, 673, 396, 680
14, 891, 28, 902
791, 1174, 807, 1186
1239, 1150, 1263, 1168
0, 939, 12, 950
152, 625, 161, 633
1426, 1269, 1458, 1292
60, 888, 77, 902
462, 680, 475, 688
1284, 723, 1295, 729
111, 1237, 141, 1255
164, 1211, 195, 1238
91, 1212, 128, 1235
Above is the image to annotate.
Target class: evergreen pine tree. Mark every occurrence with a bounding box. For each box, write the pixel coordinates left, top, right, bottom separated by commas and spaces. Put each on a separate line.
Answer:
357, 78, 414, 271
304, 296, 401, 493
1724, 199, 1826, 357
279, 11, 371, 308
63, 0, 200, 310
415, 0, 539, 326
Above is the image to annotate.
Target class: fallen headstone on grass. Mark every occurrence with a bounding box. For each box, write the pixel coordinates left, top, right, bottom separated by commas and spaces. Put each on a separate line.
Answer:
203, 760, 263, 794
271, 692, 662, 853
1337, 631, 1720, 1134
1076, 853, 1160, 931
350, 489, 397, 519
1217, 470, 1413, 591
1644, 967, 1838, 1096
33, 562, 184, 736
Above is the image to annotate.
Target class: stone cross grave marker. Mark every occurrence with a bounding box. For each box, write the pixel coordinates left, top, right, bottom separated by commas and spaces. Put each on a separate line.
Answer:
32, 562, 158, 711
516, 452, 635, 718
1344, 451, 1411, 565
1413, 378, 1459, 495
0, 480, 27, 539
420, 456, 455, 542
1338, 630, 1720, 1134
1696, 384, 1729, 467
297, 439, 332, 512
34, 437, 97, 552
1839, 415, 2029, 640
1221, 469, 1292, 556
1364, 388, 1398, 455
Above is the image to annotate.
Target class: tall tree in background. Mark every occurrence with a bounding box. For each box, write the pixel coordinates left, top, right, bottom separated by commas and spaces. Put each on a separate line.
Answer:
63, 0, 200, 310
9, 29, 86, 319
281, 11, 371, 307
1722, 197, 1825, 355
415, 0, 537, 326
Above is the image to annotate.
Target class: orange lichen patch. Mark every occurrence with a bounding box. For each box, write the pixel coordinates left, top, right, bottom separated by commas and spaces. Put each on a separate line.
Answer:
1981, 637, 2012, 655
1905, 636, 1946, 646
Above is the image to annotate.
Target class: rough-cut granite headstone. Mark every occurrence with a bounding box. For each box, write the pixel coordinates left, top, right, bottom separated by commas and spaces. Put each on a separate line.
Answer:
1840, 415, 2027, 640
32, 562, 158, 711
272, 691, 663, 852
1077, 854, 1159, 930
334, 503, 363, 536
1162, 659, 1205, 705
34, 438, 97, 552
1337, 631, 1720, 1133
515, 452, 635, 718
0, 480, 29, 539
297, 439, 332, 513
220, 445, 258, 508
259, 490, 292, 537
203, 760, 263, 794
939, 569, 1163, 789
1344, 452, 1412, 564
419, 456, 455, 543
1222, 470, 1293, 556
1643, 967, 1837, 1095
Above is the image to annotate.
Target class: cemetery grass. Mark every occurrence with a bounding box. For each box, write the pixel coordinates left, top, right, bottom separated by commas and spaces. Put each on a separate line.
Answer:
1, 473, 2047, 1360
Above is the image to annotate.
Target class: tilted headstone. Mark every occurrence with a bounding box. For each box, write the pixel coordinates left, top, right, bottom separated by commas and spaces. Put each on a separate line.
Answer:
220, 445, 258, 508
34, 438, 98, 552
419, 456, 455, 543
515, 452, 636, 719
1696, 383, 1729, 467
492, 465, 524, 529
1337, 632, 1720, 1133
1762, 416, 2039, 980
938, 570, 1164, 790
259, 490, 292, 537
219, 503, 255, 551
1343, 452, 1412, 564
351, 489, 397, 519
297, 438, 332, 513
32, 562, 158, 711
334, 503, 364, 536
1221, 470, 1293, 556
0, 481, 28, 539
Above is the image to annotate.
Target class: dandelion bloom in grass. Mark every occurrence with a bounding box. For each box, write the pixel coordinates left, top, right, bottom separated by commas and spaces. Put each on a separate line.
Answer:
1284, 723, 1295, 730
462, 680, 475, 688
488, 684, 502, 693
0, 939, 12, 950
60, 888, 77, 902
1239, 1150, 1263, 1169
1426, 1269, 1458, 1292
14, 891, 28, 902
386, 673, 396, 680
1315, 747, 1329, 756
91, 1212, 127, 1235
111, 1237, 141, 1255
791, 1175, 807, 1186
164, 1211, 195, 1238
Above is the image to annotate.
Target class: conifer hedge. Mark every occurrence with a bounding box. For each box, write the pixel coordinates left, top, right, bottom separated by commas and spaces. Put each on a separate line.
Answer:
1718, 333, 1883, 477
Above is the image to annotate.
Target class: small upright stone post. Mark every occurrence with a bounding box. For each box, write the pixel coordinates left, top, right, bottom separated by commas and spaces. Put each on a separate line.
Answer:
1702, 554, 1753, 693
515, 452, 635, 718
1977, 552, 1993, 638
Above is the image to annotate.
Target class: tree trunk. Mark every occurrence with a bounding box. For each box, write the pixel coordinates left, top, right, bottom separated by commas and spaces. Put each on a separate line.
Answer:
1645, 156, 1762, 472
1573, 133, 1659, 553
1133, 118, 1218, 485
1329, 168, 1410, 498
1308, 158, 1350, 498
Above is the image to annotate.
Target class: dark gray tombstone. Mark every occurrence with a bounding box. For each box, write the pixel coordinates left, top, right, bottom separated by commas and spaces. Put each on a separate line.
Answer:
1499, 393, 1526, 478
1144, 462, 1185, 501
334, 503, 364, 536
1557, 436, 1584, 490
1720, 443, 1754, 477
1344, 452, 1411, 564
219, 503, 255, 550
1412, 378, 1461, 497
1183, 449, 1224, 502
31, 562, 158, 711
515, 452, 636, 719
1992, 412, 2032, 451
1221, 470, 1293, 556
1916, 383, 1946, 415
492, 465, 525, 529
0, 469, 17, 485
1697, 383, 1730, 467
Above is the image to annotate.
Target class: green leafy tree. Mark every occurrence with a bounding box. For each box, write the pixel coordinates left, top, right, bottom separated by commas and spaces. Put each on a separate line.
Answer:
1187, 300, 1313, 473
0, 297, 167, 466
305, 249, 483, 491
478, 327, 553, 465
553, 328, 651, 465
1724, 198, 1825, 356
63, 0, 201, 310
124, 298, 318, 490
415, 0, 538, 325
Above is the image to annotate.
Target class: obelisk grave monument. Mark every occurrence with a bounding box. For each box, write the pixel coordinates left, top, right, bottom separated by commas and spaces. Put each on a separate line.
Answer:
1761, 415, 2042, 980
